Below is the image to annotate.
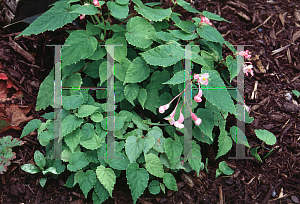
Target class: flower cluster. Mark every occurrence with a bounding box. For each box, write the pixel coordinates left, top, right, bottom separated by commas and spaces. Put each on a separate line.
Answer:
237, 50, 254, 77
159, 73, 209, 129
243, 62, 254, 76
200, 16, 212, 25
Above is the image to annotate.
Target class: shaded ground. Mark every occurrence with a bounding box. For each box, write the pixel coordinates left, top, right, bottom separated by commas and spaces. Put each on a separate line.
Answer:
0, 0, 300, 203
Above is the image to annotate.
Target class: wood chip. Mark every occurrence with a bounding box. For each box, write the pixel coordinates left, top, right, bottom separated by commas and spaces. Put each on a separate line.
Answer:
292, 30, 300, 43
8, 37, 35, 63
295, 10, 300, 21
279, 13, 285, 26
236, 10, 251, 21
180, 173, 194, 188
287, 48, 292, 64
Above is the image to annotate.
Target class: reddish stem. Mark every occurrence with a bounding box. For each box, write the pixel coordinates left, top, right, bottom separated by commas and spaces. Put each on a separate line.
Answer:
118, 11, 137, 25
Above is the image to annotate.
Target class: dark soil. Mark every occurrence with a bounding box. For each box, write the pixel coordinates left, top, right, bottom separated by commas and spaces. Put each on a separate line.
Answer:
0, 0, 300, 204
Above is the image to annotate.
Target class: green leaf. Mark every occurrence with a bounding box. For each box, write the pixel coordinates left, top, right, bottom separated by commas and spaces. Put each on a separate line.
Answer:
132, 0, 172, 22
107, 1, 129, 19
67, 152, 89, 172
64, 127, 82, 152
21, 164, 40, 174
156, 31, 179, 42
148, 180, 160, 194
70, 4, 98, 15
104, 151, 130, 170
215, 130, 232, 160
201, 69, 236, 114
230, 126, 250, 148
250, 147, 263, 162
125, 16, 156, 49
92, 179, 110, 204
125, 136, 144, 163
218, 161, 234, 175
164, 138, 182, 169
187, 148, 203, 177
143, 135, 155, 154
98, 61, 108, 86
174, 20, 197, 33
101, 116, 125, 131
62, 72, 83, 96
226, 55, 238, 82
75, 105, 100, 118
124, 57, 150, 84
162, 70, 185, 85
196, 108, 214, 140
147, 126, 165, 153
34, 150, 46, 170
137, 88, 147, 109
81, 123, 94, 140
115, 58, 131, 81
105, 36, 127, 62
176, 0, 200, 13
115, 81, 125, 103
96, 165, 116, 197
49, 159, 66, 174
150, 70, 170, 91
116, 0, 129, 4
78, 170, 96, 198
42, 167, 58, 175
61, 30, 98, 68
141, 43, 185, 67
202, 11, 229, 22
21, 119, 41, 138
62, 93, 84, 110
88, 46, 106, 61
255, 129, 276, 145
126, 162, 149, 204
91, 112, 103, 123
145, 153, 165, 178
17, 2, 80, 37
39, 178, 47, 187
292, 90, 300, 98
132, 117, 149, 131
36, 68, 54, 111
197, 25, 225, 43
61, 115, 83, 137
144, 84, 159, 113
86, 21, 102, 35
168, 29, 197, 40
124, 84, 140, 106
80, 132, 103, 150
163, 173, 178, 191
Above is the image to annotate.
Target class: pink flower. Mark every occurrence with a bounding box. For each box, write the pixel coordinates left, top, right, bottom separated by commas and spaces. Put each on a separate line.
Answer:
191, 113, 202, 126
159, 104, 170, 114
174, 109, 184, 129
194, 74, 200, 80
243, 63, 254, 76
238, 50, 251, 59
164, 108, 176, 125
200, 16, 212, 25
194, 94, 202, 103
198, 73, 209, 85
80, 14, 85, 20
93, 0, 100, 6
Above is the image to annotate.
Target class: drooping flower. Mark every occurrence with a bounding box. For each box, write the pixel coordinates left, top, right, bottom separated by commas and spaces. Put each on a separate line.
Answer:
191, 113, 202, 126
174, 109, 184, 129
164, 108, 176, 125
198, 73, 209, 85
93, 0, 100, 6
243, 62, 254, 76
194, 88, 202, 103
194, 74, 200, 80
159, 104, 170, 114
80, 14, 85, 20
200, 16, 212, 25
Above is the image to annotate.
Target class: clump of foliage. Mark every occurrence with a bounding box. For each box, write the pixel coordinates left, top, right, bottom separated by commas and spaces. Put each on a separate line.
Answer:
18, 0, 277, 203
0, 136, 23, 174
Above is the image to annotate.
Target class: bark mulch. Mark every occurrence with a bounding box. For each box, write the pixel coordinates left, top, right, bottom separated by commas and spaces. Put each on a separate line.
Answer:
0, 0, 299, 203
